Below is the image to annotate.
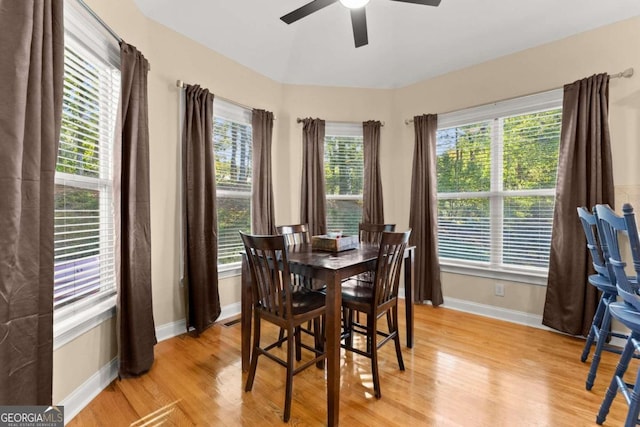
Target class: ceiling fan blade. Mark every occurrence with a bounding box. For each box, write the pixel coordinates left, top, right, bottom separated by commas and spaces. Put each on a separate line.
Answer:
390, 0, 442, 6
350, 8, 368, 48
280, 0, 339, 24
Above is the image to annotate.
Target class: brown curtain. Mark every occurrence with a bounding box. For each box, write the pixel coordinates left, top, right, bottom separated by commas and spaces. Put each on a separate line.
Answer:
182, 85, 221, 334
0, 0, 64, 404
409, 114, 443, 306
543, 74, 614, 336
118, 42, 156, 377
252, 109, 276, 234
363, 120, 384, 224
300, 118, 327, 236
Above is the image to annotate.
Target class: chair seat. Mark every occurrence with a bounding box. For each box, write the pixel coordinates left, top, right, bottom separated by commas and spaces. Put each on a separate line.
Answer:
588, 274, 618, 294
290, 288, 326, 315
609, 302, 640, 331
589, 274, 637, 295
340, 278, 375, 305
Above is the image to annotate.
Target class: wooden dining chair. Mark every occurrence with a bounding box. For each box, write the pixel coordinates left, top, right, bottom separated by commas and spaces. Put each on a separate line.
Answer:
347, 223, 397, 323
359, 222, 396, 245
240, 232, 326, 422
276, 223, 321, 358
277, 223, 310, 246
595, 204, 640, 427
354, 223, 396, 282
276, 223, 319, 288
577, 206, 628, 390
340, 230, 410, 399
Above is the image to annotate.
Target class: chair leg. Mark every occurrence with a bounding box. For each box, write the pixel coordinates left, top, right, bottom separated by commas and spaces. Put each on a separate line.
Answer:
295, 326, 302, 361
597, 332, 638, 425
284, 326, 295, 422
587, 297, 614, 390
369, 313, 381, 399
245, 314, 262, 392
391, 307, 404, 371
343, 307, 353, 348
626, 369, 640, 427
313, 316, 324, 369
582, 293, 608, 362
277, 328, 285, 348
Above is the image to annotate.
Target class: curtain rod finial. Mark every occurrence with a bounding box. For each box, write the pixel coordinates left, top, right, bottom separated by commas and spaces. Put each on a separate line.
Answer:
176, 80, 184, 88
621, 68, 634, 78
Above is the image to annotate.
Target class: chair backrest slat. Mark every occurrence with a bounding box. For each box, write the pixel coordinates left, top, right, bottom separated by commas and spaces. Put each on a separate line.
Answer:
359, 223, 396, 245
577, 206, 614, 283
277, 224, 312, 287
373, 230, 410, 307
595, 204, 640, 309
277, 224, 310, 246
241, 232, 292, 319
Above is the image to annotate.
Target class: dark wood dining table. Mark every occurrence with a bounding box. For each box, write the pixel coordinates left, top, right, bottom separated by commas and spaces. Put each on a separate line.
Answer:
240, 243, 415, 426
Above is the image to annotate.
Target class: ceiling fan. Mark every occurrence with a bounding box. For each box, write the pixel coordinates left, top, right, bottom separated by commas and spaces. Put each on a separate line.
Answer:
280, 0, 442, 48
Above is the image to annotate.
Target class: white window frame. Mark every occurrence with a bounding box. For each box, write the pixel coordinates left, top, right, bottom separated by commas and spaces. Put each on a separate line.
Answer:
213, 99, 253, 275
324, 122, 364, 235
53, 0, 120, 349
436, 89, 563, 285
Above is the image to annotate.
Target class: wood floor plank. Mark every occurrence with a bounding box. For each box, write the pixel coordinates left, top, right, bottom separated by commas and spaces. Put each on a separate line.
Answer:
67, 303, 633, 426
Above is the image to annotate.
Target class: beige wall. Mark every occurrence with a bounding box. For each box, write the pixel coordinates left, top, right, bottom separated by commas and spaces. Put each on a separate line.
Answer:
279, 85, 394, 224
392, 15, 640, 315
53, 0, 640, 406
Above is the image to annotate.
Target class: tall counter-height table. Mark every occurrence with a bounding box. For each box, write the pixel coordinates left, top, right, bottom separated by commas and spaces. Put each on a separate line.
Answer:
241, 243, 415, 426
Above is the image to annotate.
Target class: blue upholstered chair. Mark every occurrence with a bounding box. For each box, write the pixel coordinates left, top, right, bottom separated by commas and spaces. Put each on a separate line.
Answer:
577, 206, 628, 390
595, 203, 640, 427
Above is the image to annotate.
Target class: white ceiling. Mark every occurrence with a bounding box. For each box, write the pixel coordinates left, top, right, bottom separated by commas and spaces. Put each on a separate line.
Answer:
133, 0, 640, 89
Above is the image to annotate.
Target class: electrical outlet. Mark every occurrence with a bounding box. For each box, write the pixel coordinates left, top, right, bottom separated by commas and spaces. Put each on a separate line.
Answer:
495, 283, 505, 297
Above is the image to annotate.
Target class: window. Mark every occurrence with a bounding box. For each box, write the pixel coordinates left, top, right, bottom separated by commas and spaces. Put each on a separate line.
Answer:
324, 122, 364, 236
54, 0, 120, 324
436, 90, 562, 276
213, 99, 252, 267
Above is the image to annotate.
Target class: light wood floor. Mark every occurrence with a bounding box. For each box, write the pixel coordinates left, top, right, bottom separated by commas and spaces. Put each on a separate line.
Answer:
69, 303, 633, 426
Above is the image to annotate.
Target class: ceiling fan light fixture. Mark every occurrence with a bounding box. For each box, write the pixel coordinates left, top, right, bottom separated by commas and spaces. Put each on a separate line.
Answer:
339, 0, 370, 9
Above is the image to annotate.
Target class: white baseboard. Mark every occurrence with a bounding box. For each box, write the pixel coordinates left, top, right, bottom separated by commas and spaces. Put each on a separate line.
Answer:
442, 297, 629, 348
155, 302, 241, 341
59, 357, 118, 424
442, 297, 549, 330
155, 318, 187, 342
219, 301, 241, 323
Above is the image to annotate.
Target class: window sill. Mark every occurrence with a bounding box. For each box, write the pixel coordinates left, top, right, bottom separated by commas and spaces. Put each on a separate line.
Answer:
219, 263, 241, 279
53, 294, 117, 350
440, 262, 548, 286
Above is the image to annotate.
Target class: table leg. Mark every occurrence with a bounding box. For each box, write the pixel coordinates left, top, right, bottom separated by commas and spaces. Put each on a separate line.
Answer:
241, 254, 252, 372
404, 248, 415, 348
325, 272, 341, 426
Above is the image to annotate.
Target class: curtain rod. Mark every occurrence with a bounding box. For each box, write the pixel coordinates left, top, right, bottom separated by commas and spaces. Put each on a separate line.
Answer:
176, 80, 275, 119
296, 117, 385, 126
77, 0, 122, 43
403, 67, 634, 125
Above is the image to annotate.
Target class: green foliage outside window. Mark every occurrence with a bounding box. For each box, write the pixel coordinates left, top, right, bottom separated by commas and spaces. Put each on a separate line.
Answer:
436, 109, 561, 269
324, 135, 363, 236
214, 117, 252, 265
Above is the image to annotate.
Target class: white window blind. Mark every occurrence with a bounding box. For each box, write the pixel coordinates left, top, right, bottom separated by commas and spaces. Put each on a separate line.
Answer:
324, 122, 363, 236
213, 99, 252, 266
54, 0, 120, 313
436, 90, 562, 273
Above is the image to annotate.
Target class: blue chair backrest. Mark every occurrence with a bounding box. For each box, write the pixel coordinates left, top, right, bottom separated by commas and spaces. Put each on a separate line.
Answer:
577, 206, 614, 283
595, 204, 640, 310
